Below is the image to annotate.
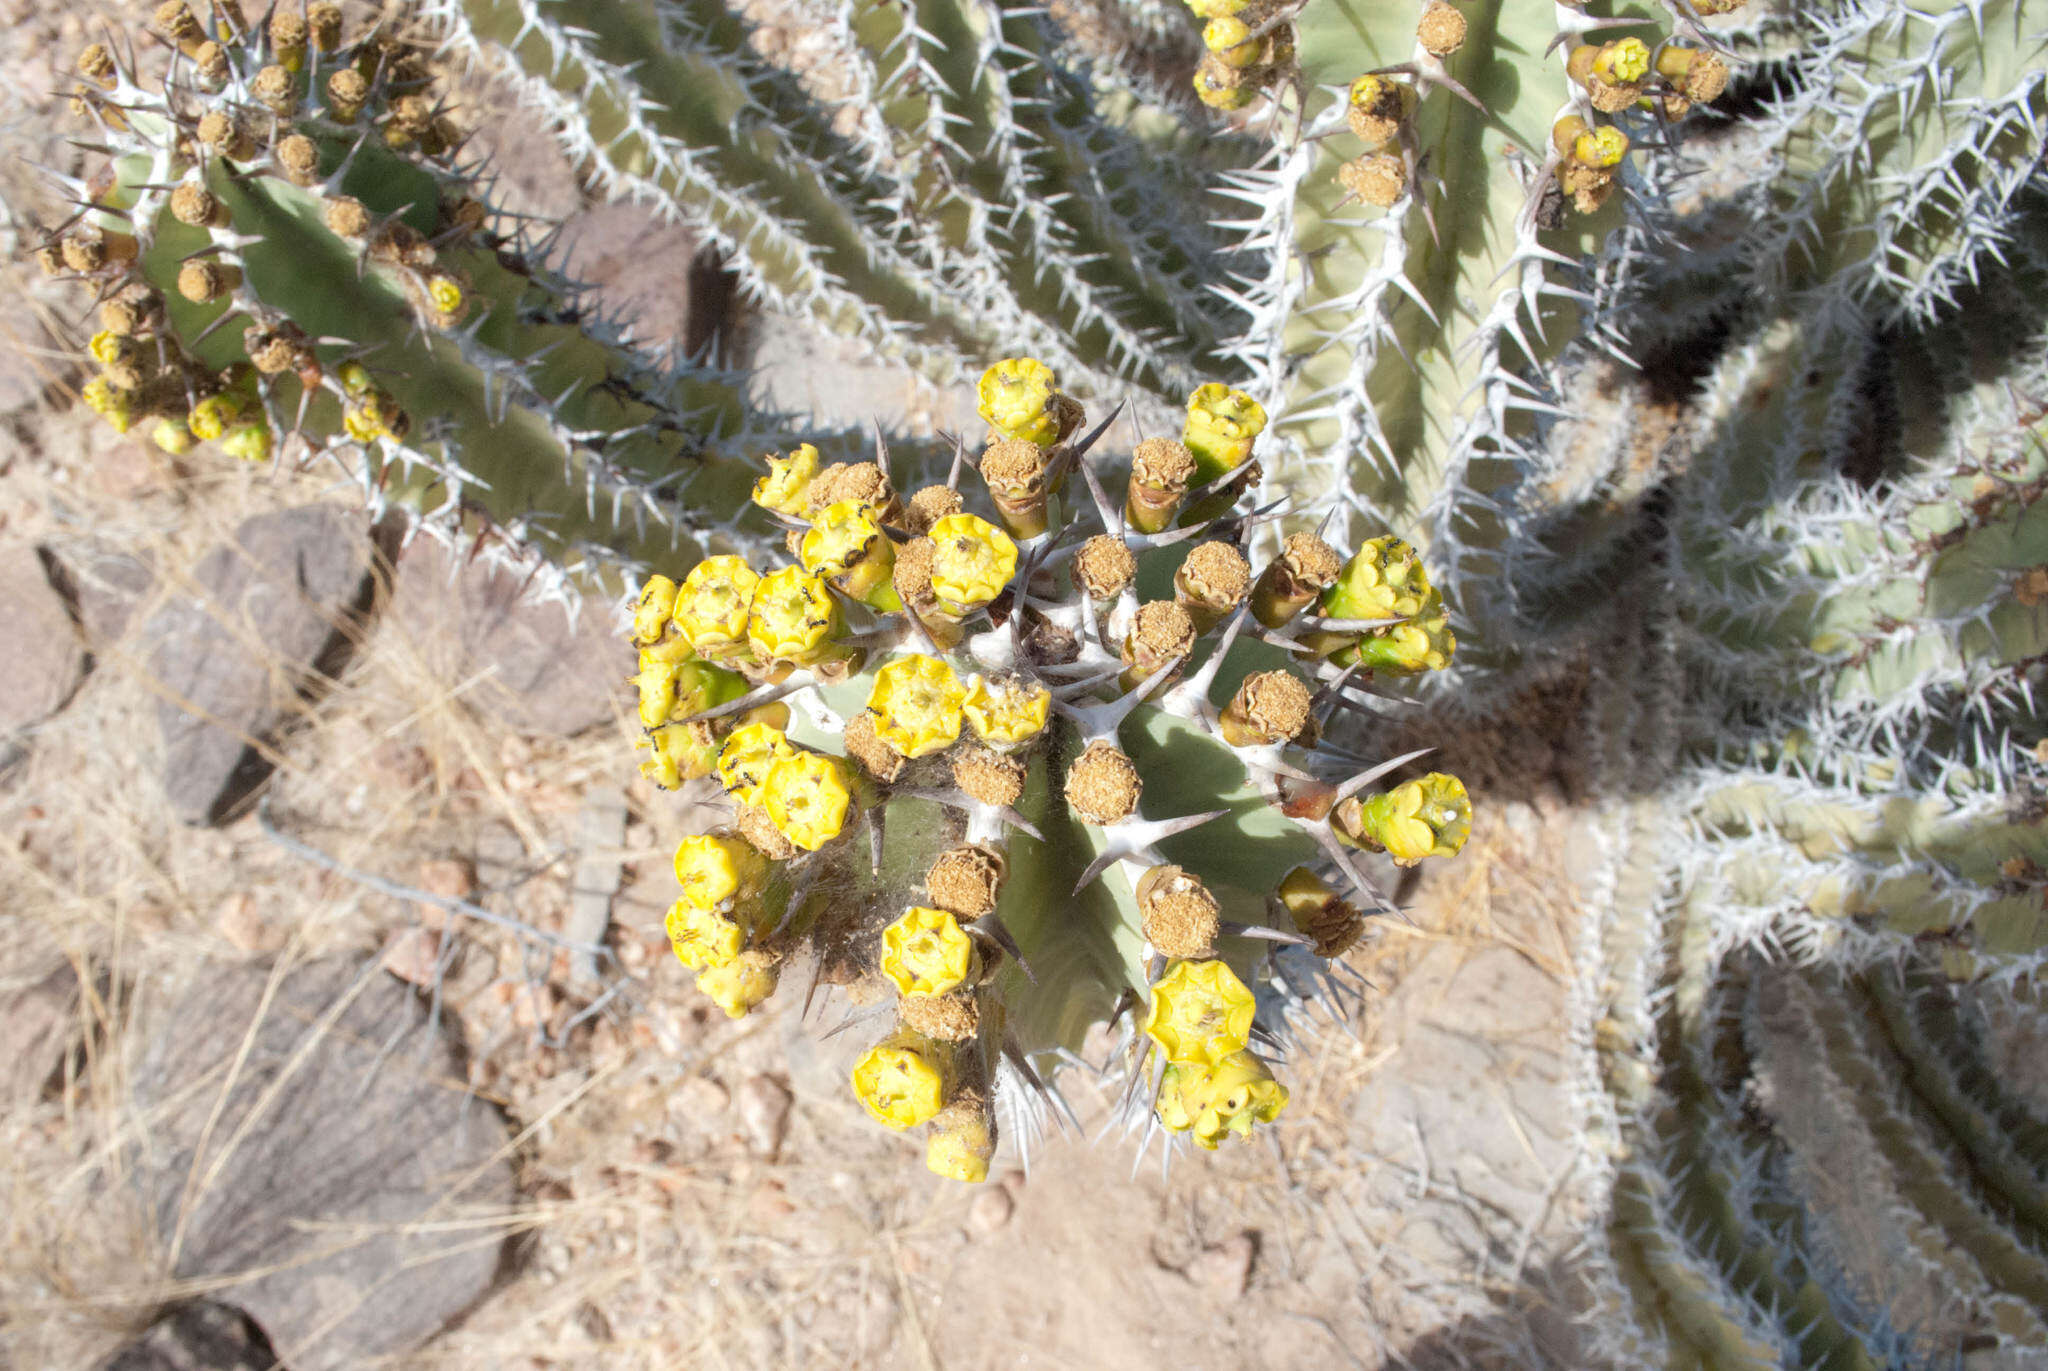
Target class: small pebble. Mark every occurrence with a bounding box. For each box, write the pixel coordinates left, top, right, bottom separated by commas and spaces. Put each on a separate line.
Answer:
966, 1186, 1014, 1236
1185, 1233, 1256, 1299
379, 927, 442, 987
737, 1074, 793, 1158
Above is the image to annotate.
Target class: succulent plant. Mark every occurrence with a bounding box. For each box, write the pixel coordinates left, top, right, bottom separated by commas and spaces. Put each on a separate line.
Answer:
34, 0, 855, 602
631, 359, 1474, 1179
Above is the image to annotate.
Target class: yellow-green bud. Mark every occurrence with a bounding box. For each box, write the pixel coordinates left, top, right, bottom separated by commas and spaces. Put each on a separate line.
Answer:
716, 721, 798, 803
1182, 383, 1267, 484
666, 899, 746, 971
673, 833, 771, 913
674, 556, 760, 659
1337, 772, 1472, 865
697, 950, 779, 1019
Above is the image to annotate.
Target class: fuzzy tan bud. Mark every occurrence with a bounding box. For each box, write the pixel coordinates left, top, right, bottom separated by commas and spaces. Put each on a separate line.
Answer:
926, 845, 1006, 919
952, 744, 1026, 809
1064, 741, 1141, 825
1075, 534, 1136, 601
1137, 865, 1220, 959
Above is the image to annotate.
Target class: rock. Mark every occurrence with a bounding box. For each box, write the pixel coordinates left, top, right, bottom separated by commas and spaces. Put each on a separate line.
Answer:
388, 536, 630, 738
380, 927, 444, 987
0, 541, 85, 735
1184, 1233, 1256, 1299
671, 1074, 731, 1123
44, 540, 155, 649
556, 203, 731, 360
99, 1302, 276, 1371
0, 963, 80, 1102
736, 1074, 793, 1159
966, 1186, 1014, 1236
130, 956, 515, 1371
145, 507, 377, 824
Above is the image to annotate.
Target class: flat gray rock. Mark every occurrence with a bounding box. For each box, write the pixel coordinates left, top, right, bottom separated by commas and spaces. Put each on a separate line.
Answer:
131, 956, 514, 1371
390, 536, 630, 738
46, 540, 156, 649
0, 541, 85, 735
145, 507, 374, 824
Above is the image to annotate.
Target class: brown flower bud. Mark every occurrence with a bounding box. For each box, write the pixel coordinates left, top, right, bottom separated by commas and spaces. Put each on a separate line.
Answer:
169, 182, 227, 228
843, 711, 906, 783
899, 989, 979, 1042
1137, 865, 1220, 959
1075, 533, 1136, 601
327, 67, 368, 120
904, 484, 963, 536
1174, 541, 1250, 633
1126, 437, 1196, 534
1220, 670, 1312, 747
1416, 2, 1466, 57
926, 845, 1006, 919
323, 195, 370, 238
1252, 532, 1343, 627
176, 259, 240, 303
953, 745, 1026, 809
1064, 741, 1141, 825
251, 64, 296, 112
982, 438, 1051, 539
1340, 154, 1406, 209
1122, 600, 1195, 691
276, 133, 321, 185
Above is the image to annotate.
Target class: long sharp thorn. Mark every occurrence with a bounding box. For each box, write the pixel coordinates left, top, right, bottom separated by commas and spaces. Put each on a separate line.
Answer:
1334, 746, 1433, 802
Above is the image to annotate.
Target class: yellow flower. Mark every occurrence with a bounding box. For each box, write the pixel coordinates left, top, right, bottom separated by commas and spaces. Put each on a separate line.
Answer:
82, 377, 138, 434
747, 566, 842, 665
631, 575, 681, 647
1570, 124, 1629, 170
753, 443, 821, 516
1182, 383, 1267, 483
673, 834, 770, 912
851, 1032, 948, 1129
1318, 536, 1432, 622
976, 357, 1062, 446
759, 750, 853, 851
926, 513, 1017, 614
186, 391, 246, 442
665, 899, 744, 971
675, 556, 760, 657
1593, 36, 1650, 85
716, 721, 797, 802
1142, 959, 1256, 1068
866, 654, 967, 758
1155, 1052, 1289, 1150
800, 499, 899, 609
961, 673, 1051, 747
697, 950, 779, 1019
1342, 772, 1471, 865
881, 906, 979, 997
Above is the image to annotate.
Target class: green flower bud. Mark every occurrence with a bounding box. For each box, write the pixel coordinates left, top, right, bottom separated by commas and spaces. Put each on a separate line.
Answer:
1337, 772, 1472, 865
